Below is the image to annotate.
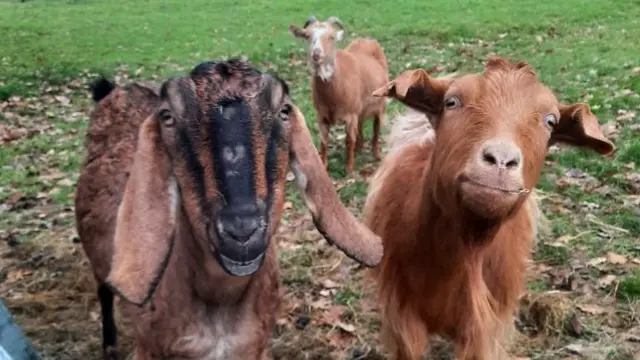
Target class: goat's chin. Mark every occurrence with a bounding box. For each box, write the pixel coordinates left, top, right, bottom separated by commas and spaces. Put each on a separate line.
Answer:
208, 230, 269, 277
215, 251, 265, 277
458, 180, 522, 220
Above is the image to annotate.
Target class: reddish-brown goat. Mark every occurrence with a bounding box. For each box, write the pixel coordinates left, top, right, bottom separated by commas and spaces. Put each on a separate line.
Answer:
364, 57, 615, 359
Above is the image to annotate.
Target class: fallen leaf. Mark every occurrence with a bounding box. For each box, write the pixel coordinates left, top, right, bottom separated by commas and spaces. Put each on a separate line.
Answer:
597, 274, 617, 287
336, 321, 356, 333
576, 304, 606, 315
321, 279, 340, 289
57, 178, 75, 187
606, 252, 628, 265
565, 343, 583, 355
587, 257, 606, 267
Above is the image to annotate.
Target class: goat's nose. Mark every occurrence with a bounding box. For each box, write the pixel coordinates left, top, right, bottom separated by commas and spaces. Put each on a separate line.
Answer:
480, 140, 522, 171
311, 50, 321, 60
218, 203, 262, 244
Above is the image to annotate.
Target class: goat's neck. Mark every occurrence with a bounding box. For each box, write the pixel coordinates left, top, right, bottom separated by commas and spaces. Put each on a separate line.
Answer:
174, 209, 252, 305
311, 56, 337, 82
416, 178, 504, 268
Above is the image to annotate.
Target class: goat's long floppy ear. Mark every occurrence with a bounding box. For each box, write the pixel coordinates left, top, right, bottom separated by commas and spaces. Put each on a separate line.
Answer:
287, 105, 383, 267
106, 115, 177, 306
551, 103, 615, 156
372, 69, 450, 118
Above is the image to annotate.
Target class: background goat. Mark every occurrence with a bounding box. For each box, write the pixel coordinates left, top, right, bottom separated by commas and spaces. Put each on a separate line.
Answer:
289, 16, 389, 175
363, 57, 615, 359
75, 59, 383, 360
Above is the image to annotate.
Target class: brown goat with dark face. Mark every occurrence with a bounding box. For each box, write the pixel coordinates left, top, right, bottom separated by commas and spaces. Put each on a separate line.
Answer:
363, 57, 615, 359
75, 59, 383, 360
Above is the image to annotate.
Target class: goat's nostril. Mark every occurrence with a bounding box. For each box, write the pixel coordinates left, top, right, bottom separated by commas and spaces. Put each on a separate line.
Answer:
482, 152, 497, 166
505, 158, 520, 169
481, 141, 522, 171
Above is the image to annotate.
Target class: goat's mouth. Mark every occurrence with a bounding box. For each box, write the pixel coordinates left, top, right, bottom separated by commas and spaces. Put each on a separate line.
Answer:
208, 222, 269, 277
457, 174, 529, 219
215, 251, 265, 277
461, 177, 529, 195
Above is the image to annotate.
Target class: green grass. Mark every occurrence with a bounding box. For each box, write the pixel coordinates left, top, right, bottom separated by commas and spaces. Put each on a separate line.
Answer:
1, 0, 639, 359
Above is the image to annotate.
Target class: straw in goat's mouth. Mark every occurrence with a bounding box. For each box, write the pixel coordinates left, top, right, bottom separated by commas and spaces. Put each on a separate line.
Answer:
467, 179, 530, 195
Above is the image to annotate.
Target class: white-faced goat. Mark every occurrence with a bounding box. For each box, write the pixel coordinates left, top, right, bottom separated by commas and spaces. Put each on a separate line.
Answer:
290, 16, 389, 175
75, 59, 383, 360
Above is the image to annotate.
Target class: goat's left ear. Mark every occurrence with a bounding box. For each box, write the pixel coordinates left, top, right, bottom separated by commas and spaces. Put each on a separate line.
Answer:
372, 69, 450, 118
287, 105, 383, 267
289, 24, 309, 39
551, 103, 615, 156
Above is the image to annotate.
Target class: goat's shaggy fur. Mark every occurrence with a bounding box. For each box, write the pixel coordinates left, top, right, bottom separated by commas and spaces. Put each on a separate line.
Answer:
364, 57, 615, 359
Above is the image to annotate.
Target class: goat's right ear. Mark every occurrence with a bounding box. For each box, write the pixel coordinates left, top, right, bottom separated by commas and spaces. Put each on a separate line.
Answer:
372, 69, 450, 116
106, 115, 177, 306
287, 105, 383, 267
289, 24, 309, 39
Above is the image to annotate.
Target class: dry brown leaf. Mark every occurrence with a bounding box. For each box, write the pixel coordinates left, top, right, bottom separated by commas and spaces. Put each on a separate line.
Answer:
321, 279, 340, 289
336, 321, 356, 333
597, 274, 618, 287
606, 252, 628, 265
576, 304, 606, 315
587, 257, 606, 267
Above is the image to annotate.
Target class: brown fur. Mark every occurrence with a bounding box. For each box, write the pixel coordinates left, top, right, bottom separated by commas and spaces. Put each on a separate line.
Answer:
75, 60, 383, 360
364, 57, 615, 359
290, 16, 389, 174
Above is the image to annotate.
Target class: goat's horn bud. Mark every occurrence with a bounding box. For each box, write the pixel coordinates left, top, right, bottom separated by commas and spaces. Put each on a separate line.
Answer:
327, 17, 345, 30
303, 16, 318, 28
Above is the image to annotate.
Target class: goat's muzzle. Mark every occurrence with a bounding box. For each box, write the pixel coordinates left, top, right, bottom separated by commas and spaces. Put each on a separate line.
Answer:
457, 139, 528, 219
208, 202, 269, 277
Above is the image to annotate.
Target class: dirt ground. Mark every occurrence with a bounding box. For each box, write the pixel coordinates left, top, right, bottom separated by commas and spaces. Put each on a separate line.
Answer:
2, 182, 639, 360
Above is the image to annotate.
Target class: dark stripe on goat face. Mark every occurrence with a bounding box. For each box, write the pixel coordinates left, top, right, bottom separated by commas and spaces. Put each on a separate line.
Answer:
265, 122, 283, 208
176, 125, 207, 205
209, 97, 257, 205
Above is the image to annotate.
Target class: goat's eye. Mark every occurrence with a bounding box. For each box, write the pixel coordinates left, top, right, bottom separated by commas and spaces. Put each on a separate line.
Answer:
159, 109, 175, 127
444, 96, 461, 109
544, 114, 557, 128
280, 104, 292, 121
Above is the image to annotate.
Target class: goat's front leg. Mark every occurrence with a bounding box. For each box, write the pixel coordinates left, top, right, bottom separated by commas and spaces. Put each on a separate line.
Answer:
98, 283, 119, 360
355, 117, 365, 153
454, 330, 507, 360
318, 117, 330, 169
372, 113, 382, 160
345, 116, 359, 175
381, 317, 428, 360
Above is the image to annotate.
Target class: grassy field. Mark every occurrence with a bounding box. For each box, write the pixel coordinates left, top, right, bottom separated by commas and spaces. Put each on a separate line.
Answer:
1, 0, 639, 359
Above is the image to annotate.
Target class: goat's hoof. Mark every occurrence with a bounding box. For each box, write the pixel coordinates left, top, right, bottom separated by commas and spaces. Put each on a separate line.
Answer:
104, 346, 120, 360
